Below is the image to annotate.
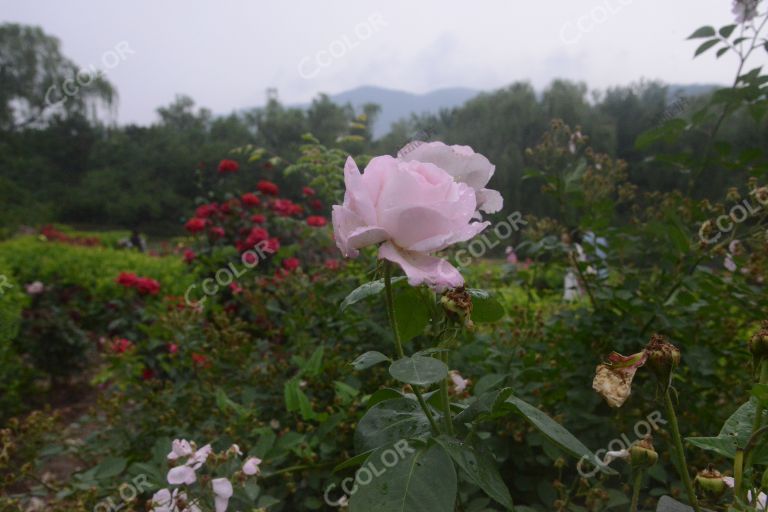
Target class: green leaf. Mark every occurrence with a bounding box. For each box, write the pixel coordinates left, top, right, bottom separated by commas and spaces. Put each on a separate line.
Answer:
389, 356, 448, 387
215, 387, 250, 417
687, 26, 716, 39
354, 398, 432, 453
284, 378, 315, 420
500, 393, 611, 472
349, 442, 457, 512
352, 351, 391, 371
467, 289, 505, 323
334, 381, 359, 404
340, 277, 405, 311
333, 450, 373, 473
94, 457, 127, 479
687, 400, 760, 459
719, 24, 737, 38
435, 435, 513, 510
694, 39, 720, 57
302, 346, 324, 377
393, 287, 430, 342
716, 47, 730, 58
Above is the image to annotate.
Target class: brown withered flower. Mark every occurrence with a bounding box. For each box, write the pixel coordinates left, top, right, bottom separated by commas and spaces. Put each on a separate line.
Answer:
592, 350, 648, 408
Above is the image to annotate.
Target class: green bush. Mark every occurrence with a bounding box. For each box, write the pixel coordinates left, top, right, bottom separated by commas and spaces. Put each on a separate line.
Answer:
0, 257, 31, 419
0, 236, 193, 299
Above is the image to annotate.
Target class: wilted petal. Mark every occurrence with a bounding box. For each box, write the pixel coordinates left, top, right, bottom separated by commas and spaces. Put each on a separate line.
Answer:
592, 351, 647, 408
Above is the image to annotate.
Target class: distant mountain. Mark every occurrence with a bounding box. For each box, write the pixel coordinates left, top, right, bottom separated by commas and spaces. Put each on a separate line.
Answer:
300, 86, 480, 139
271, 83, 721, 140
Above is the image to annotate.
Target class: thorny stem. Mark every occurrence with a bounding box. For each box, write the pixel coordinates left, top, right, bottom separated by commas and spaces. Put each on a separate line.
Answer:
383, 262, 441, 435
663, 389, 701, 512
630, 469, 643, 512
439, 351, 455, 435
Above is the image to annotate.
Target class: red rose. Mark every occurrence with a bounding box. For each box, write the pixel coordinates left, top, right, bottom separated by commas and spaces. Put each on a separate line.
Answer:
112, 338, 133, 354
229, 282, 243, 295
210, 226, 226, 239
302, 186, 316, 197
282, 257, 300, 272
141, 368, 156, 380
217, 159, 239, 174
168, 343, 179, 354
183, 249, 196, 263
257, 180, 279, 195
116, 272, 139, 287
310, 199, 323, 211
272, 198, 302, 217
185, 217, 207, 233
192, 353, 209, 367
135, 277, 160, 295
306, 216, 327, 227
242, 193, 261, 207
246, 227, 269, 247
264, 237, 281, 254
251, 214, 266, 224
324, 259, 340, 270
195, 203, 218, 218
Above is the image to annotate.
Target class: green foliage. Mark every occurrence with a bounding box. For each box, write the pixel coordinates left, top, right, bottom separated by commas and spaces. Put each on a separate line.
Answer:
0, 236, 192, 299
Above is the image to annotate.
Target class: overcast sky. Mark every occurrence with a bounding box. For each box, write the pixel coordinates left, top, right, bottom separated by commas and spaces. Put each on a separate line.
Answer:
1, 0, 747, 125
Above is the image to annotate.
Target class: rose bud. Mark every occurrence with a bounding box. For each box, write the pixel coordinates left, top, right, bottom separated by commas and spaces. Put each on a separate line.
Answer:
629, 436, 658, 470
749, 321, 768, 362
645, 334, 681, 389
695, 465, 727, 498
440, 287, 474, 330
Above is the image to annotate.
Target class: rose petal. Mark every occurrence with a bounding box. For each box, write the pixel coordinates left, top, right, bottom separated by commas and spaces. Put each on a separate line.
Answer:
378, 242, 463, 291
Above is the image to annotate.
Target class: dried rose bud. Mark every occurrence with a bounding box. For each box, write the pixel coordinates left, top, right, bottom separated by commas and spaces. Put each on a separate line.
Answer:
645, 334, 681, 389
629, 437, 658, 470
749, 321, 768, 361
592, 351, 647, 408
695, 465, 727, 498
441, 287, 474, 330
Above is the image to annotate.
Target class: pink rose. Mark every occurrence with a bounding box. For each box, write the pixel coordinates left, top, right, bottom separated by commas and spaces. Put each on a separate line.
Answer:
398, 141, 503, 215
332, 155, 489, 290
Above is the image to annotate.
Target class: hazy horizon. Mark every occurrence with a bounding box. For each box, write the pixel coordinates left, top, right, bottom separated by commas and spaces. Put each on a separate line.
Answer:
1, 0, 745, 125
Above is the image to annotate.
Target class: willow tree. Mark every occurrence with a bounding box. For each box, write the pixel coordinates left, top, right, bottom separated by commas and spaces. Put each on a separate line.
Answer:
0, 23, 117, 131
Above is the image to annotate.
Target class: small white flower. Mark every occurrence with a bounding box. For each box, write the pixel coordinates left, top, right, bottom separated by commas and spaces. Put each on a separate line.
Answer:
167, 465, 197, 485
212, 477, 234, 512
167, 439, 193, 460
449, 370, 469, 393
25, 281, 44, 295
723, 476, 767, 510
228, 444, 243, 456
243, 456, 263, 476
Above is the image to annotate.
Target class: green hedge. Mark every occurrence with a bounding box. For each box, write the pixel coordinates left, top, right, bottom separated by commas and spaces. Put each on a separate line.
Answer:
0, 236, 193, 300
0, 256, 29, 419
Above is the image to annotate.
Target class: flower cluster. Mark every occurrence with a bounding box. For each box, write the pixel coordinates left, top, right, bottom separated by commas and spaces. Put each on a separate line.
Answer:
115, 272, 161, 295
181, 162, 340, 279
152, 439, 262, 512
39, 225, 101, 247
332, 141, 502, 290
